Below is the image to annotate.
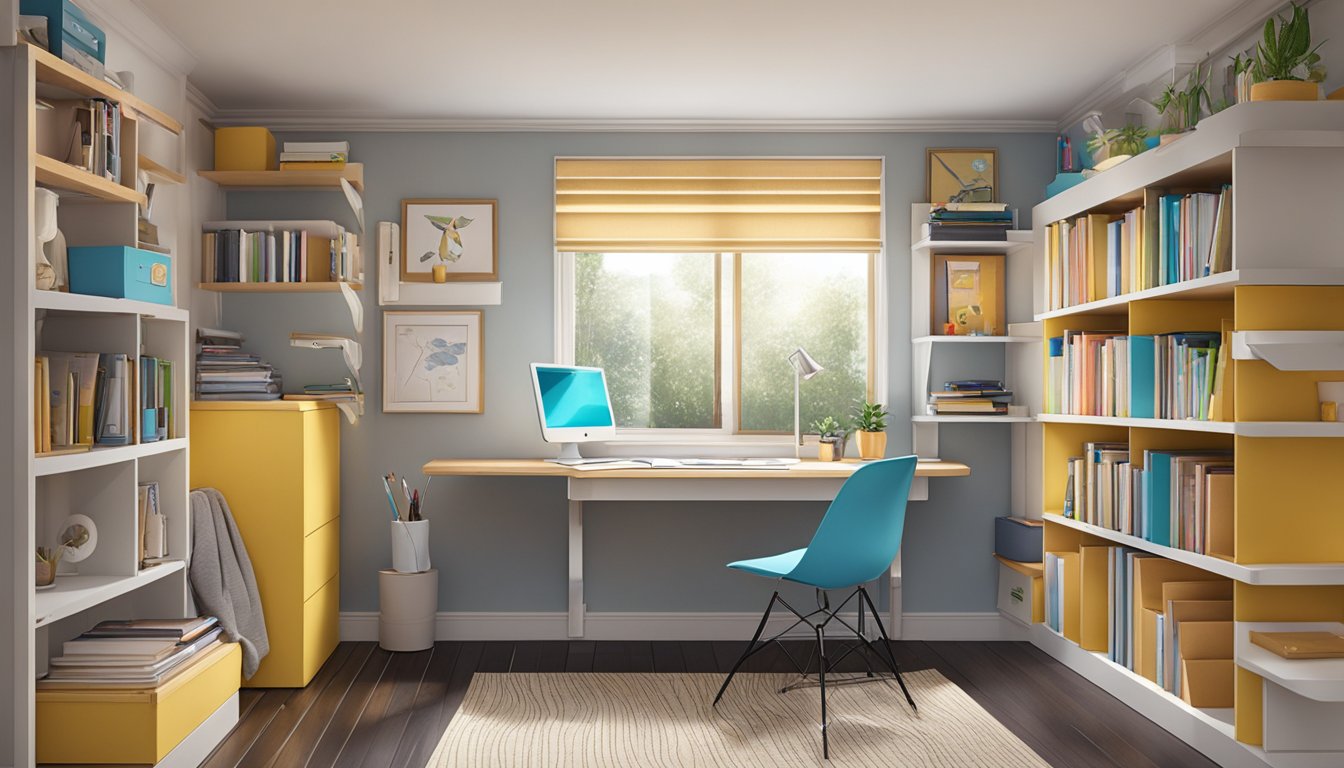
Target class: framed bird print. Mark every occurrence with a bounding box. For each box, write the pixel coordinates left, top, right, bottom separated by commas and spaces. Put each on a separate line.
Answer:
926, 148, 997, 205
383, 311, 484, 413
400, 199, 498, 282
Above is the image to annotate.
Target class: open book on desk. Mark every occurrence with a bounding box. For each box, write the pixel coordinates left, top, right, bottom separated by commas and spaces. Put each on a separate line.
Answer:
568, 458, 799, 471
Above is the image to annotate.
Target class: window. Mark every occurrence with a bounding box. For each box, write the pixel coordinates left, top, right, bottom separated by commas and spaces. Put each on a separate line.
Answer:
556, 157, 883, 439
567, 251, 876, 437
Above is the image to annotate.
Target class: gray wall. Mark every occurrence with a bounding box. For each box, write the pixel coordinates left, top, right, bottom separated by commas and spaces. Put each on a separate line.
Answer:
222, 131, 1054, 616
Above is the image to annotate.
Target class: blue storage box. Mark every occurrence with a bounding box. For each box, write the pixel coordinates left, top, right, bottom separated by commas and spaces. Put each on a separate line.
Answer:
1045, 172, 1089, 200
20, 0, 106, 75
994, 516, 1044, 563
68, 246, 172, 305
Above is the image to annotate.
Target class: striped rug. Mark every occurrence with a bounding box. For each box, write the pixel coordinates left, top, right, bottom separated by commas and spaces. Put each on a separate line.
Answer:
429, 669, 1049, 767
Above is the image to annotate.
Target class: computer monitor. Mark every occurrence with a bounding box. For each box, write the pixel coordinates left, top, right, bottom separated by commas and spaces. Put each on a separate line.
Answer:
530, 363, 616, 463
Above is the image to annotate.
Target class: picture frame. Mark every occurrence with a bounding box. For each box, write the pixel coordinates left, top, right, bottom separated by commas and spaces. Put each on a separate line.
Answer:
931, 254, 1005, 336
400, 199, 498, 282
383, 310, 484, 413
926, 148, 998, 205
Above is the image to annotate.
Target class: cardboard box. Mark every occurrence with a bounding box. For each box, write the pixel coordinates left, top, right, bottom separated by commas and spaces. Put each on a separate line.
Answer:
994, 516, 1043, 563
214, 126, 277, 171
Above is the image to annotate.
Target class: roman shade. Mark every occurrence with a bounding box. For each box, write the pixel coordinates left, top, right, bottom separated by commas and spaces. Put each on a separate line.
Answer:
555, 158, 882, 252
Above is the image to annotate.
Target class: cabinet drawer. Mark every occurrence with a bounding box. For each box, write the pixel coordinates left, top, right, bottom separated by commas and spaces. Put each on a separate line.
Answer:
37, 642, 241, 765
303, 574, 341, 684
303, 517, 340, 601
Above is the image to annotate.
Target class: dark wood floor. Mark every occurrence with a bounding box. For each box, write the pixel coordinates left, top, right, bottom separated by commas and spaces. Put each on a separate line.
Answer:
203, 640, 1219, 768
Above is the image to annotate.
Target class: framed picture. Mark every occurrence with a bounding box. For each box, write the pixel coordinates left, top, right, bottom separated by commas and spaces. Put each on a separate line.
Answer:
400, 199, 498, 282
383, 311, 484, 413
926, 148, 997, 205
931, 254, 1005, 336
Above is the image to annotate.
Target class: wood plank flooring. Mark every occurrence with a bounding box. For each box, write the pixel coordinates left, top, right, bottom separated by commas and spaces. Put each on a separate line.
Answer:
203, 640, 1219, 768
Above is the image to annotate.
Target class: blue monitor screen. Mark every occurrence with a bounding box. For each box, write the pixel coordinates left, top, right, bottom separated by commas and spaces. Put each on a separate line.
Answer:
535, 366, 614, 429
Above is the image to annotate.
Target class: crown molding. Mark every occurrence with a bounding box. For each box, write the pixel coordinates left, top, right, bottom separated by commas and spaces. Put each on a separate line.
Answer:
185, 80, 218, 119
200, 110, 1056, 133
77, 0, 196, 77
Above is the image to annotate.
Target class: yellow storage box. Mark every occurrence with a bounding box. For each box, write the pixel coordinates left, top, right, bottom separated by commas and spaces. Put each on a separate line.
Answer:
214, 126, 277, 171
36, 642, 241, 765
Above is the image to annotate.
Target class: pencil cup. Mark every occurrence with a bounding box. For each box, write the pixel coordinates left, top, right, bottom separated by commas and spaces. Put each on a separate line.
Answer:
391, 520, 431, 573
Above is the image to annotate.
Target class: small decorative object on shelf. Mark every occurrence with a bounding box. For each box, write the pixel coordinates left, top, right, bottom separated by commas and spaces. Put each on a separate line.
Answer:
931, 253, 1004, 336
33, 187, 64, 290
1247, 2, 1326, 102
1319, 382, 1344, 422
1152, 61, 1212, 143
35, 546, 60, 588
852, 400, 889, 460
810, 416, 847, 461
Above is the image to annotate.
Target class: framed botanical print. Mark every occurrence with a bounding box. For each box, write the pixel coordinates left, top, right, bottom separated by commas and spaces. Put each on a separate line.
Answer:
400, 199, 498, 282
383, 311, 484, 413
926, 148, 997, 205
931, 254, 1005, 336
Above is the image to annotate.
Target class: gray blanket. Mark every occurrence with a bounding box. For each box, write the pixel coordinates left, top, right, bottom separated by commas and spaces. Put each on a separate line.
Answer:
189, 488, 269, 678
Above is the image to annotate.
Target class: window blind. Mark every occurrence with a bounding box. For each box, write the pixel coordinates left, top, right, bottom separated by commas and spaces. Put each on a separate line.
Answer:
555, 158, 882, 252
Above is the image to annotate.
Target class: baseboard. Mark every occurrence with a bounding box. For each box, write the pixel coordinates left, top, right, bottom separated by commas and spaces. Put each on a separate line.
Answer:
340, 610, 1024, 642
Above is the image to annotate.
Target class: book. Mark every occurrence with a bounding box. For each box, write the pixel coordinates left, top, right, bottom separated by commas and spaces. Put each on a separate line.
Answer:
279, 151, 348, 163
1250, 631, 1344, 659
84, 617, 218, 642
283, 140, 350, 154
280, 161, 347, 171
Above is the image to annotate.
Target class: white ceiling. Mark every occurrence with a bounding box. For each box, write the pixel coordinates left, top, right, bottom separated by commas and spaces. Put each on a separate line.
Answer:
135, 0, 1243, 125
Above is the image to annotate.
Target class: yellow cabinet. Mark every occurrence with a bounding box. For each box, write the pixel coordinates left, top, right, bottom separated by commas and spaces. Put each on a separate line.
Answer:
191, 401, 340, 688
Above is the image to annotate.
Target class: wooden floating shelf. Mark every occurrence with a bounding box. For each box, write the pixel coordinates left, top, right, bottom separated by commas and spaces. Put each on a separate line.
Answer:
35, 561, 186, 628
27, 43, 182, 134
199, 282, 363, 293
1043, 513, 1344, 585
197, 163, 364, 192
34, 154, 145, 205
137, 154, 186, 185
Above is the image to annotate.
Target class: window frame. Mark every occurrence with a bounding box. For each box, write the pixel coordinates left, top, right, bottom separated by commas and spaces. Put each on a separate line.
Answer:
555, 250, 888, 451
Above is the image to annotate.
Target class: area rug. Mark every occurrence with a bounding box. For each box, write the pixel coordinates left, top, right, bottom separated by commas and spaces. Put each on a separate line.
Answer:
428, 669, 1049, 767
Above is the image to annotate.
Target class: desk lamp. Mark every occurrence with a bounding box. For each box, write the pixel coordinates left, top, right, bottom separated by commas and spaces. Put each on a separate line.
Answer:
788, 347, 824, 459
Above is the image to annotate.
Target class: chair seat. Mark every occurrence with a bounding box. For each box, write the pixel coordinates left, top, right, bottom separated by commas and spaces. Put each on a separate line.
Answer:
727, 547, 807, 580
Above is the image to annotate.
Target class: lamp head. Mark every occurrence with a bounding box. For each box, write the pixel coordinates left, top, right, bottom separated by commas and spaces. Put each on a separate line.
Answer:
788, 347, 824, 380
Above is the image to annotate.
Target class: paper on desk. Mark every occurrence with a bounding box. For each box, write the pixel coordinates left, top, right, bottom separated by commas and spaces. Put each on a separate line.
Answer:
568, 462, 649, 471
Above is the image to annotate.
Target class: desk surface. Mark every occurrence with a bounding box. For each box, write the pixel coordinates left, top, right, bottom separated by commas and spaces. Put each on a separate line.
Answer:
422, 458, 971, 480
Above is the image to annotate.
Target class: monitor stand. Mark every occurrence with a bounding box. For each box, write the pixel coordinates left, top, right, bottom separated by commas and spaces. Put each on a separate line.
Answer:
547, 443, 625, 466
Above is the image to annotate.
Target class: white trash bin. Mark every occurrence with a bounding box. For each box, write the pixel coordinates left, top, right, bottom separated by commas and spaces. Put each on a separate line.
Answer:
378, 568, 437, 652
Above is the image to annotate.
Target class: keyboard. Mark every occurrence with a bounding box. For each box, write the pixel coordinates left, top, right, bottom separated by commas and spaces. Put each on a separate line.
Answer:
567, 458, 800, 471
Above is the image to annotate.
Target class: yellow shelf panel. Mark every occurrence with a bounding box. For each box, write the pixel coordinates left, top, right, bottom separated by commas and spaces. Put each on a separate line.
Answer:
198, 281, 362, 293
34, 154, 145, 205
28, 43, 182, 134
197, 163, 364, 192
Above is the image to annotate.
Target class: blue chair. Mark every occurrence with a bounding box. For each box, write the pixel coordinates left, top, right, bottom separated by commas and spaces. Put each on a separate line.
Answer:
712, 455, 919, 759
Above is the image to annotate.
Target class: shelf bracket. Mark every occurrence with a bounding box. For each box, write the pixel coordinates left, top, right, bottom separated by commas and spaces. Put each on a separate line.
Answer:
1232, 331, 1344, 371
290, 335, 363, 392
340, 281, 363, 334
341, 178, 365, 235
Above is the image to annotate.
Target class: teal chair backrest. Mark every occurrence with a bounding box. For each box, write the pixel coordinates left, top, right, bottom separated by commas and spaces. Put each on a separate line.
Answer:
785, 456, 917, 590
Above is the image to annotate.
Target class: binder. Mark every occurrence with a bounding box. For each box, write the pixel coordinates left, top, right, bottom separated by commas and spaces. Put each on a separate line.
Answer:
1128, 335, 1155, 418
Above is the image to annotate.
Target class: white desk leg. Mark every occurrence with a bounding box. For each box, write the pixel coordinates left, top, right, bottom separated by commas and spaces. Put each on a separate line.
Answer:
568, 499, 584, 638
888, 551, 902, 640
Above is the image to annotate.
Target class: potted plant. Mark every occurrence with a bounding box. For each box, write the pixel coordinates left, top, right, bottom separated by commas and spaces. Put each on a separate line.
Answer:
810, 416, 848, 462
1248, 2, 1326, 101
1087, 124, 1149, 171
1152, 62, 1212, 143
35, 546, 60, 588
852, 400, 889, 460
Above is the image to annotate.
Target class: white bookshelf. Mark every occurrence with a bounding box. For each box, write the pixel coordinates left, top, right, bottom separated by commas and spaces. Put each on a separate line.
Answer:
34, 561, 187, 628
1037, 413, 1344, 437
1235, 622, 1344, 703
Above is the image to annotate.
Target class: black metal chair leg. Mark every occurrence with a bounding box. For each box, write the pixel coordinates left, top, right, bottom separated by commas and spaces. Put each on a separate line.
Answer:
816, 624, 829, 760
859, 587, 917, 712
713, 591, 778, 706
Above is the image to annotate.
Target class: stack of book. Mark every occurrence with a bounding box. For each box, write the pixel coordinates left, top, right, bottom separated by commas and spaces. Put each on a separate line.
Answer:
279, 140, 349, 171
1061, 442, 1234, 556
924, 202, 1014, 241
195, 328, 282, 401
284, 378, 361, 404
926, 379, 1013, 415
39, 617, 223, 690
1044, 185, 1233, 310
1046, 325, 1230, 421
202, 224, 360, 285
66, 99, 121, 183
33, 350, 173, 453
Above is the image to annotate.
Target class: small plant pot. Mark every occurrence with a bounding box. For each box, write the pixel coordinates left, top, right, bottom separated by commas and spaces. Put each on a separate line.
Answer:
856, 430, 887, 460
1250, 80, 1319, 102
1328, 85, 1344, 101
431, 264, 448, 283
817, 440, 842, 462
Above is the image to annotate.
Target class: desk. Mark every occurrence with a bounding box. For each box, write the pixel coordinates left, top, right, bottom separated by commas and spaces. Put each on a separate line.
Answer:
421, 459, 971, 638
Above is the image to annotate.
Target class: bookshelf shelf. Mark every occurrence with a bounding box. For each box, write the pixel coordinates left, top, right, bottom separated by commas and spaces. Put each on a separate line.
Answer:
137, 154, 186, 185
27, 44, 183, 134
911, 335, 1039, 344
1236, 622, 1344, 703
912, 414, 1036, 424
1231, 331, 1344, 371
34, 438, 188, 477
34, 291, 188, 321
1035, 269, 1344, 321
197, 163, 364, 192
34, 154, 145, 206
34, 561, 186, 628
1037, 413, 1344, 437
199, 281, 363, 293
1043, 514, 1344, 585
910, 231, 1032, 256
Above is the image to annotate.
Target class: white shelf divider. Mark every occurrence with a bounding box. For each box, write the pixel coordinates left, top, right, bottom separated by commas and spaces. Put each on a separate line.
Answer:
34, 560, 186, 628
35, 438, 188, 477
